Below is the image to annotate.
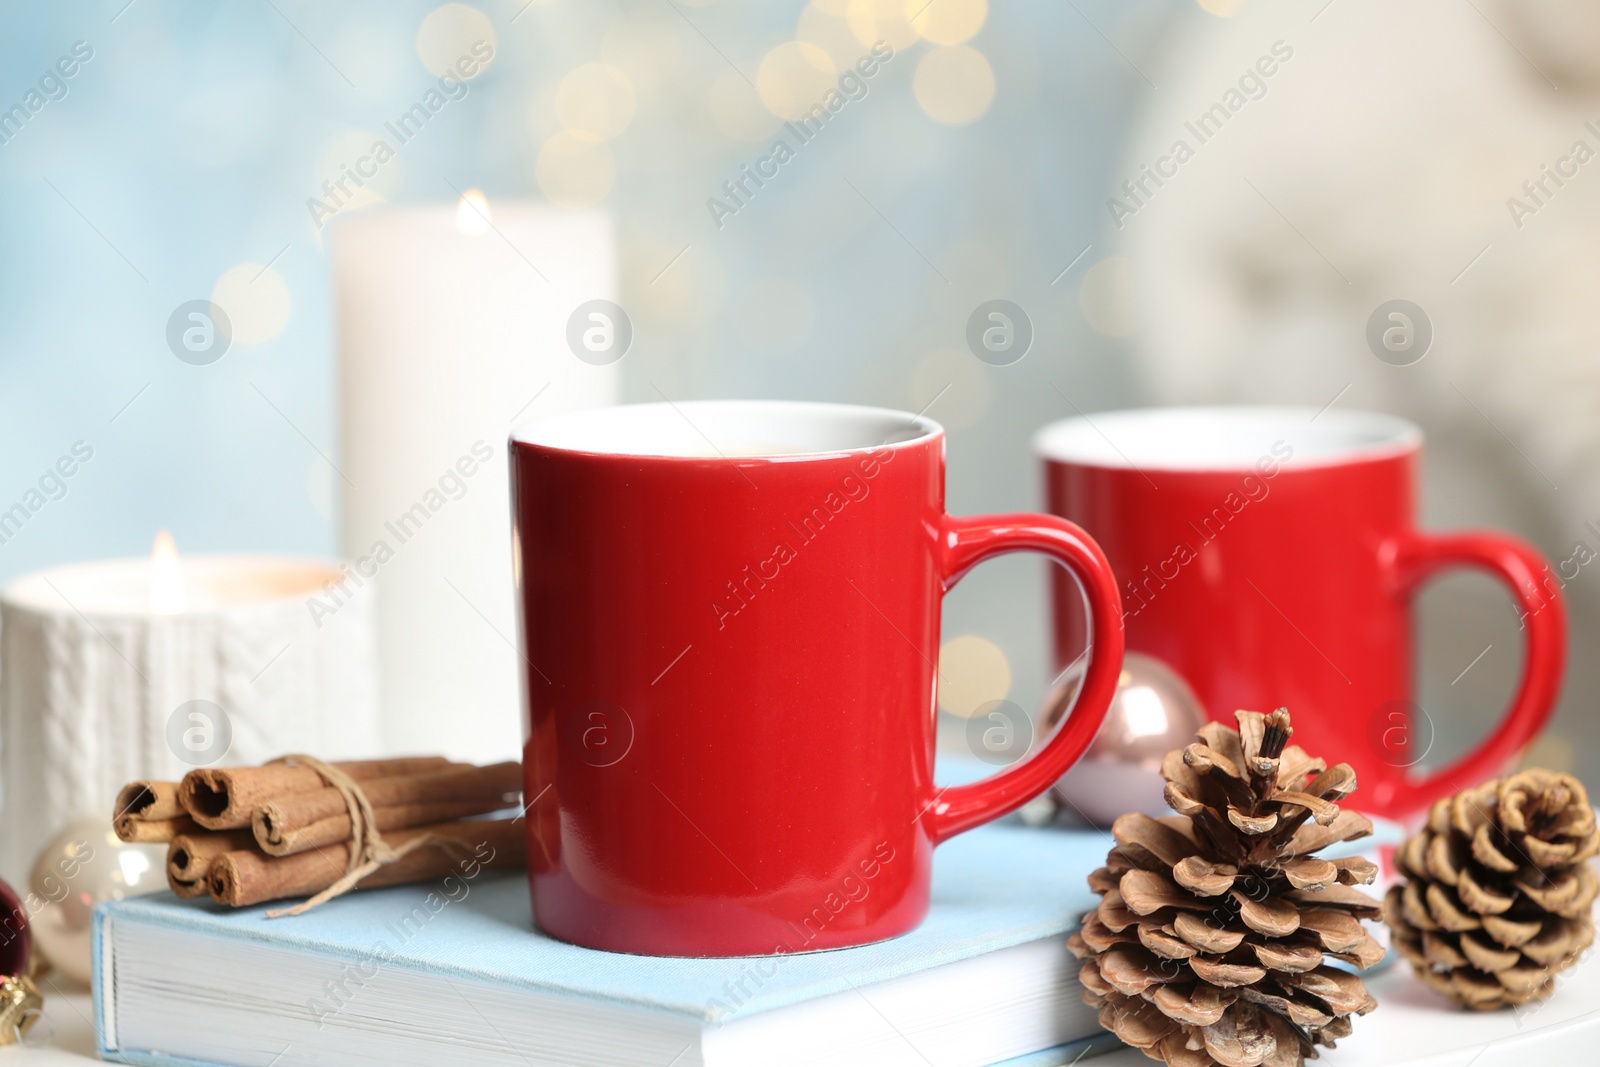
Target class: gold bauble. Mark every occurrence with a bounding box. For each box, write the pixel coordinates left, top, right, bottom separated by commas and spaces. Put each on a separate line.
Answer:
28, 819, 166, 986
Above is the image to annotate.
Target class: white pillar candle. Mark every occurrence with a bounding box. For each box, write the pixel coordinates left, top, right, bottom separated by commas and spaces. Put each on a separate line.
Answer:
333, 197, 619, 762
0, 543, 379, 879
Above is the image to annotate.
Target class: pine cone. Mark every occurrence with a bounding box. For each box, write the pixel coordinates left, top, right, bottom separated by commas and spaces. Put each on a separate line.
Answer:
1384, 768, 1599, 1009
1068, 708, 1382, 1067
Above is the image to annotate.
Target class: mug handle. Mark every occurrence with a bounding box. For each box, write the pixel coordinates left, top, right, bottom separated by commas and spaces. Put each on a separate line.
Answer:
923, 513, 1124, 845
1382, 530, 1567, 807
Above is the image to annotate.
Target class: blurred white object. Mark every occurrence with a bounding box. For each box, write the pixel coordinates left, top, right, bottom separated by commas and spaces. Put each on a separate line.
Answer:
333, 201, 618, 762
1045, 652, 1208, 827
1117, 0, 1600, 536
28, 819, 165, 987
0, 547, 377, 879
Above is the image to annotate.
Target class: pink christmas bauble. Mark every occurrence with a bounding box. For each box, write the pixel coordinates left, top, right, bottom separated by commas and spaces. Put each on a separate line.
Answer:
1046, 652, 1208, 827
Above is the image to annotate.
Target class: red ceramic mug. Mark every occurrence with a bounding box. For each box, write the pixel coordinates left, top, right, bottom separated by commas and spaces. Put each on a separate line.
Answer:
511, 400, 1124, 956
1037, 406, 1566, 819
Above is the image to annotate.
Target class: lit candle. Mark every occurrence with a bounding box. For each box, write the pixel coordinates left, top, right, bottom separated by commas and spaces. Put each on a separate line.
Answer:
0, 535, 378, 877
333, 194, 618, 761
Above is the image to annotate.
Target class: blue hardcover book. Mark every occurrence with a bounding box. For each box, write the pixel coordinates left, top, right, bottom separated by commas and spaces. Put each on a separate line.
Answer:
94, 821, 1120, 1067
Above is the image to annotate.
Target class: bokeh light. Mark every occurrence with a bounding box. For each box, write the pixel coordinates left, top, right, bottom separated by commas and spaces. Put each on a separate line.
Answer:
938, 635, 1013, 718
757, 41, 838, 121
846, 0, 920, 50
912, 45, 996, 126
798, 2, 869, 70
557, 63, 637, 140
211, 263, 292, 346
910, 0, 988, 46
415, 4, 497, 78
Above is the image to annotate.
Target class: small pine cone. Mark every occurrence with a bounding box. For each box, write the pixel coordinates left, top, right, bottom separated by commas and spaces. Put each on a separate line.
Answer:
1384, 768, 1599, 1010
1068, 708, 1382, 1067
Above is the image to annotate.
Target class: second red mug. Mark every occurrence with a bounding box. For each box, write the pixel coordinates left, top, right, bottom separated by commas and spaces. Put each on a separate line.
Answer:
512, 400, 1123, 956
1038, 406, 1566, 819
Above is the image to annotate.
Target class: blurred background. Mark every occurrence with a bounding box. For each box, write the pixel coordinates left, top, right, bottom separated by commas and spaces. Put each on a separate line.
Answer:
1, 0, 1593, 791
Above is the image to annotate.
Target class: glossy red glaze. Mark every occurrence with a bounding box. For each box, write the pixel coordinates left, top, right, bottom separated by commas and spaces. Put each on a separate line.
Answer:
512, 401, 1123, 956
1040, 407, 1566, 820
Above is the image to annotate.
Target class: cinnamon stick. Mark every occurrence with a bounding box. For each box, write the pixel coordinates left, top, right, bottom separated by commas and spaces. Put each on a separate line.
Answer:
252, 762, 521, 856
167, 872, 209, 898
115, 780, 185, 822
207, 818, 527, 907
257, 799, 517, 856
180, 756, 454, 830
115, 814, 200, 843
168, 829, 257, 885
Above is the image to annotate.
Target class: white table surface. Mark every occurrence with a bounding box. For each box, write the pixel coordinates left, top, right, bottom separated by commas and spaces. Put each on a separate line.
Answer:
16, 946, 1598, 1066
11, 978, 98, 1063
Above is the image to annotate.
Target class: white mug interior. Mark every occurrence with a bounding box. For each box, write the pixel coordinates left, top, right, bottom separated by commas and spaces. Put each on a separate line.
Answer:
513, 400, 942, 459
1034, 406, 1421, 472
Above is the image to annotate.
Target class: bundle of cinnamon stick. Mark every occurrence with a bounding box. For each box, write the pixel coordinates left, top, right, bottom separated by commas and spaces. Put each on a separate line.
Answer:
113, 756, 526, 909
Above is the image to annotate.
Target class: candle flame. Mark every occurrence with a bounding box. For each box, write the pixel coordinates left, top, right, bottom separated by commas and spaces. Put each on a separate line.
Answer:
150, 530, 187, 615
455, 189, 491, 234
